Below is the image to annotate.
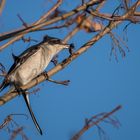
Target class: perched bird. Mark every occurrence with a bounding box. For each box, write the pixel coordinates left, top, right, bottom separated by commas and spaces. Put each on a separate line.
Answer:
0, 35, 72, 135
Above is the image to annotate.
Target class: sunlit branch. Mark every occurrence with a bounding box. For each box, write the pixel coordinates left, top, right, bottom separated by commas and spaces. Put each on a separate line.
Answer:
0, 0, 103, 51
0, 0, 140, 106
0, 0, 5, 15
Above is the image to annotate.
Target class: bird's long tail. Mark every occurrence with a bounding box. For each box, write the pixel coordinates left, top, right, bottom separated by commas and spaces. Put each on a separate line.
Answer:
22, 92, 43, 135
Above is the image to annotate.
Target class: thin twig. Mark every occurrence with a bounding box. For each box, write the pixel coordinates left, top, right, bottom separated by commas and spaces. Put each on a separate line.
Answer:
10, 127, 29, 140
0, 0, 5, 15
63, 13, 91, 42
36, 20, 74, 31
96, 0, 106, 11
71, 105, 122, 140
17, 14, 28, 27
0, 114, 28, 129
34, 0, 63, 25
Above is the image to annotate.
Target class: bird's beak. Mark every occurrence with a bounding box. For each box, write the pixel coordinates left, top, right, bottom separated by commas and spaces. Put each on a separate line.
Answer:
63, 43, 75, 55
63, 43, 75, 49
63, 44, 70, 49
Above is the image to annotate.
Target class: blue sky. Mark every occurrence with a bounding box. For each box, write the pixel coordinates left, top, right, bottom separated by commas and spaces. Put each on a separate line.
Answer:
0, 0, 140, 140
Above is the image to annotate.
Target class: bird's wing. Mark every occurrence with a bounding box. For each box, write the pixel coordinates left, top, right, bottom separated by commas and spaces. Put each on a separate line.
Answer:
0, 43, 42, 92
8, 43, 42, 75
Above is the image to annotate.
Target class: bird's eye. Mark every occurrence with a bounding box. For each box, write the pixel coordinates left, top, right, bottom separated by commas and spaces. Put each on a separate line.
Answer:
50, 39, 61, 44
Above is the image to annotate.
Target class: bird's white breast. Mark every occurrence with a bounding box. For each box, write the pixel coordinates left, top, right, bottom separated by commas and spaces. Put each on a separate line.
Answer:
10, 47, 52, 86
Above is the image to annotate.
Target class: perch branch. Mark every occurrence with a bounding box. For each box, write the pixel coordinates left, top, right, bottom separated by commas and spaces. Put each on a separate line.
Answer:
0, 21, 126, 105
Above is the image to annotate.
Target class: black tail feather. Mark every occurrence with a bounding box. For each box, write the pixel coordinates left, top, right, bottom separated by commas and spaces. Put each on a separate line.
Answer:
22, 92, 43, 135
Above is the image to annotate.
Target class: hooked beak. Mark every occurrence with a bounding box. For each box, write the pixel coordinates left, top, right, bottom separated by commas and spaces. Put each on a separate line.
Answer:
61, 43, 75, 55
62, 43, 75, 49
60, 41, 75, 55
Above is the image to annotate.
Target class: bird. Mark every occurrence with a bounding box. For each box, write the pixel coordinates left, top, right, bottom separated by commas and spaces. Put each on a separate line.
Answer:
0, 35, 72, 135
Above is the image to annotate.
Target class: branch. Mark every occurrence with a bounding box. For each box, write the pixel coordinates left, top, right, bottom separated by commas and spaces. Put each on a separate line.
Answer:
71, 105, 122, 140
63, 14, 89, 43
0, 0, 103, 51
0, 0, 5, 15
63, 25, 80, 43
134, 11, 140, 16
34, 0, 63, 25
0, 1, 139, 105
0, 21, 125, 105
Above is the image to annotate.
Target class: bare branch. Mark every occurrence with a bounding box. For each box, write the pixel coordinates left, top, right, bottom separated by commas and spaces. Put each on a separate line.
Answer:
34, 0, 63, 25
17, 14, 28, 28
96, 0, 106, 11
0, 0, 104, 51
71, 105, 122, 140
0, 1, 139, 139
134, 11, 140, 16
0, 114, 28, 129
10, 127, 29, 140
0, 0, 139, 106
0, 0, 5, 15
0, 19, 124, 105
36, 19, 74, 31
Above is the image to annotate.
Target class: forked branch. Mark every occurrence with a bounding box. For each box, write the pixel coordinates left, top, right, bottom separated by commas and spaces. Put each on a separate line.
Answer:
71, 105, 122, 140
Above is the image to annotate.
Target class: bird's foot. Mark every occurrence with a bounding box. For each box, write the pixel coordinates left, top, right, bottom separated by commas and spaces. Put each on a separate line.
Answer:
51, 55, 58, 66
43, 72, 70, 86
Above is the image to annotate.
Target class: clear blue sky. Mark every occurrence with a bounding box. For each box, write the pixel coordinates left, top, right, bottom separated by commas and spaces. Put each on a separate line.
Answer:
0, 0, 140, 140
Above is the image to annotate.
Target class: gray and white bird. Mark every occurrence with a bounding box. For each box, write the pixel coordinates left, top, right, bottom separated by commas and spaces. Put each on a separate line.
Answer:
0, 35, 72, 135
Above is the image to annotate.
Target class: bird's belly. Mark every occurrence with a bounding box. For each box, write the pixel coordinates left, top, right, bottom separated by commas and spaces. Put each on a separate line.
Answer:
12, 49, 51, 86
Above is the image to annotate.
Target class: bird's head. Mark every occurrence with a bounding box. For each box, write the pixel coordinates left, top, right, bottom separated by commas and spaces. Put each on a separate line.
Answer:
43, 35, 72, 50
42, 35, 75, 56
